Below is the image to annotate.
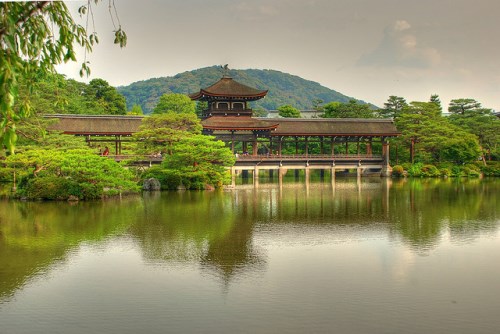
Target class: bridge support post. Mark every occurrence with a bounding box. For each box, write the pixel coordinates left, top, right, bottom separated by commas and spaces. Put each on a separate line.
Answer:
381, 139, 392, 177
253, 166, 259, 187
231, 167, 236, 187
279, 167, 285, 189
305, 167, 310, 187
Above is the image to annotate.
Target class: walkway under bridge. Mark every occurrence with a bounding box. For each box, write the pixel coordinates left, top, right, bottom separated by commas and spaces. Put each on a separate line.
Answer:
231, 154, 391, 187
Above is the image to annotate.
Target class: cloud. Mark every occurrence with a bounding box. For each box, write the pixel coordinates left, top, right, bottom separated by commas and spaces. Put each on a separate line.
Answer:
358, 20, 441, 68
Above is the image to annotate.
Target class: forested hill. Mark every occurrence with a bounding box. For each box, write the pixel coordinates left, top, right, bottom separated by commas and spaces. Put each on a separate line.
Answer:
117, 66, 371, 113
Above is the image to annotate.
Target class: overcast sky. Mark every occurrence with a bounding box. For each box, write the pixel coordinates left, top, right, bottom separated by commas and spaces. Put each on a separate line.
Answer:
58, 0, 500, 110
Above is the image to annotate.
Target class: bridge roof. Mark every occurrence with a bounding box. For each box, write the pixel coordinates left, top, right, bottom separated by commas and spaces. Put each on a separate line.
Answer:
45, 114, 400, 138
45, 114, 144, 136
264, 118, 400, 137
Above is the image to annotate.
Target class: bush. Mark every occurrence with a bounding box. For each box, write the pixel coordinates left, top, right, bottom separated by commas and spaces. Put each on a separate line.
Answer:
392, 165, 405, 177
421, 164, 441, 177
476, 161, 500, 176
440, 168, 451, 177
142, 167, 183, 190
407, 163, 424, 177
24, 177, 77, 200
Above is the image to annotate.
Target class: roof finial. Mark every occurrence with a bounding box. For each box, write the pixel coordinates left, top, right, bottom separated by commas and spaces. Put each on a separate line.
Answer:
221, 64, 230, 78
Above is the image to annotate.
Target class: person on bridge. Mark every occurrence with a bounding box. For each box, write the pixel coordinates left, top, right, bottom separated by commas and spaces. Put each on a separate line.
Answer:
102, 146, 109, 156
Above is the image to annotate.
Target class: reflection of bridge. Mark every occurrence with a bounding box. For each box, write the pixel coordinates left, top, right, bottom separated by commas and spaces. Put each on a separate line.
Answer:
231, 153, 389, 187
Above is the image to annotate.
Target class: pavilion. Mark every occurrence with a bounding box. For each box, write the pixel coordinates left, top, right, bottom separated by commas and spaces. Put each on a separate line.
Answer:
190, 75, 400, 176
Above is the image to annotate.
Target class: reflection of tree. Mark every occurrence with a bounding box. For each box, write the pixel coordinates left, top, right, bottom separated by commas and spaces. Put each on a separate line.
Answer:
388, 178, 500, 251
0, 198, 143, 300
200, 190, 266, 287
130, 191, 266, 287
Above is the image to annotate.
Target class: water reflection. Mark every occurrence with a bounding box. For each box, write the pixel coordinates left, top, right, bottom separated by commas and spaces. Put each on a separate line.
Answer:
0, 197, 144, 300
0, 178, 498, 301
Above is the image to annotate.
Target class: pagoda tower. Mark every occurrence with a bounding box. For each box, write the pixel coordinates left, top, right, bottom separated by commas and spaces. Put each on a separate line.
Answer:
190, 75, 278, 154
190, 75, 268, 118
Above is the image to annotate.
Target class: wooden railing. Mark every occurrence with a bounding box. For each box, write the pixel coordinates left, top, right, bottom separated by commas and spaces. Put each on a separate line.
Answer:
236, 154, 382, 160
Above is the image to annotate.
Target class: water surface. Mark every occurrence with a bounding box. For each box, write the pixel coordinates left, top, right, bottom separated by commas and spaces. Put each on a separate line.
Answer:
1, 178, 499, 333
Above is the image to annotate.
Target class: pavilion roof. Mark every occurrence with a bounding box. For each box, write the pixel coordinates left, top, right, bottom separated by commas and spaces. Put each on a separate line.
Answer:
45, 114, 144, 136
190, 77, 268, 101
262, 118, 400, 137
202, 116, 279, 131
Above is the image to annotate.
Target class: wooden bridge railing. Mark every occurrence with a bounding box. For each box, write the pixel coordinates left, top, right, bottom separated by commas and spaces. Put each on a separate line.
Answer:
236, 154, 383, 160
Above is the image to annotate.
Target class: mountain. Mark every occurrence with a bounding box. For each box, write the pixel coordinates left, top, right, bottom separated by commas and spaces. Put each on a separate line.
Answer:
117, 66, 373, 114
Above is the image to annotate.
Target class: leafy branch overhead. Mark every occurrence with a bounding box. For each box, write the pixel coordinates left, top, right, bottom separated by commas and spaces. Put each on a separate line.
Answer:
0, 1, 126, 154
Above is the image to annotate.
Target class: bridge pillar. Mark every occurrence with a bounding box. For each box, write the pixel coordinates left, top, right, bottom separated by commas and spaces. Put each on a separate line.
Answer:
253, 166, 259, 187
381, 139, 392, 177
305, 167, 310, 187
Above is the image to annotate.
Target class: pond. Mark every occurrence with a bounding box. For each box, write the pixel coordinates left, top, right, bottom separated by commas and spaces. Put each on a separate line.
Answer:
0, 178, 499, 333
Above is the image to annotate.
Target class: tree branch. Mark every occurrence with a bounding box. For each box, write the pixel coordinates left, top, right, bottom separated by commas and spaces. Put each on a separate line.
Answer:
0, 1, 51, 40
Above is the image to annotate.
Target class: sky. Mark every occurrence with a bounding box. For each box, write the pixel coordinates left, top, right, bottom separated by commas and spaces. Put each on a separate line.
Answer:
58, 0, 500, 110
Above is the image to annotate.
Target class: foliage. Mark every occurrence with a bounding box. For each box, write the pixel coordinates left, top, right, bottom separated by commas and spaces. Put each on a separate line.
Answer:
4, 148, 139, 200
277, 104, 301, 118
476, 161, 500, 176
133, 113, 202, 155
394, 102, 481, 164
153, 93, 196, 114
429, 94, 442, 111
141, 166, 182, 190
379, 95, 407, 118
392, 165, 405, 177
161, 135, 235, 189
0, 1, 126, 153
128, 104, 144, 115
133, 113, 235, 189
322, 99, 374, 118
117, 66, 370, 113
448, 98, 481, 115
82, 79, 126, 115
13, 73, 127, 116
447, 99, 500, 161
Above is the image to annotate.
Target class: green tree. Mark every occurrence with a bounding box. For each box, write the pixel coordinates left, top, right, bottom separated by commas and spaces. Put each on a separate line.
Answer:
277, 104, 301, 118
133, 113, 202, 155
448, 98, 481, 115
395, 102, 481, 164
323, 99, 374, 118
128, 104, 144, 115
153, 93, 196, 114
447, 101, 500, 161
429, 94, 442, 111
162, 135, 235, 189
133, 113, 234, 189
84, 79, 127, 115
5, 148, 139, 199
0, 1, 126, 153
380, 96, 407, 118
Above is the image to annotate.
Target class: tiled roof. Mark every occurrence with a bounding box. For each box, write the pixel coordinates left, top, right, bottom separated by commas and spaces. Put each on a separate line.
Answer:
45, 114, 143, 135
264, 118, 400, 137
190, 77, 268, 100
45, 114, 400, 137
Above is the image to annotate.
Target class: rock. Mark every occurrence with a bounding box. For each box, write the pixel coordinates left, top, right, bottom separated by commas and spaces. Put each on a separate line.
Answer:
143, 178, 161, 191
67, 195, 79, 202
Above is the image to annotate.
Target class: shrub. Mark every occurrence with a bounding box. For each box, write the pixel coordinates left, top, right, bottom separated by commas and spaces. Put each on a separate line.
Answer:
392, 165, 405, 177
421, 164, 441, 177
476, 161, 500, 176
440, 168, 451, 177
407, 163, 423, 177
